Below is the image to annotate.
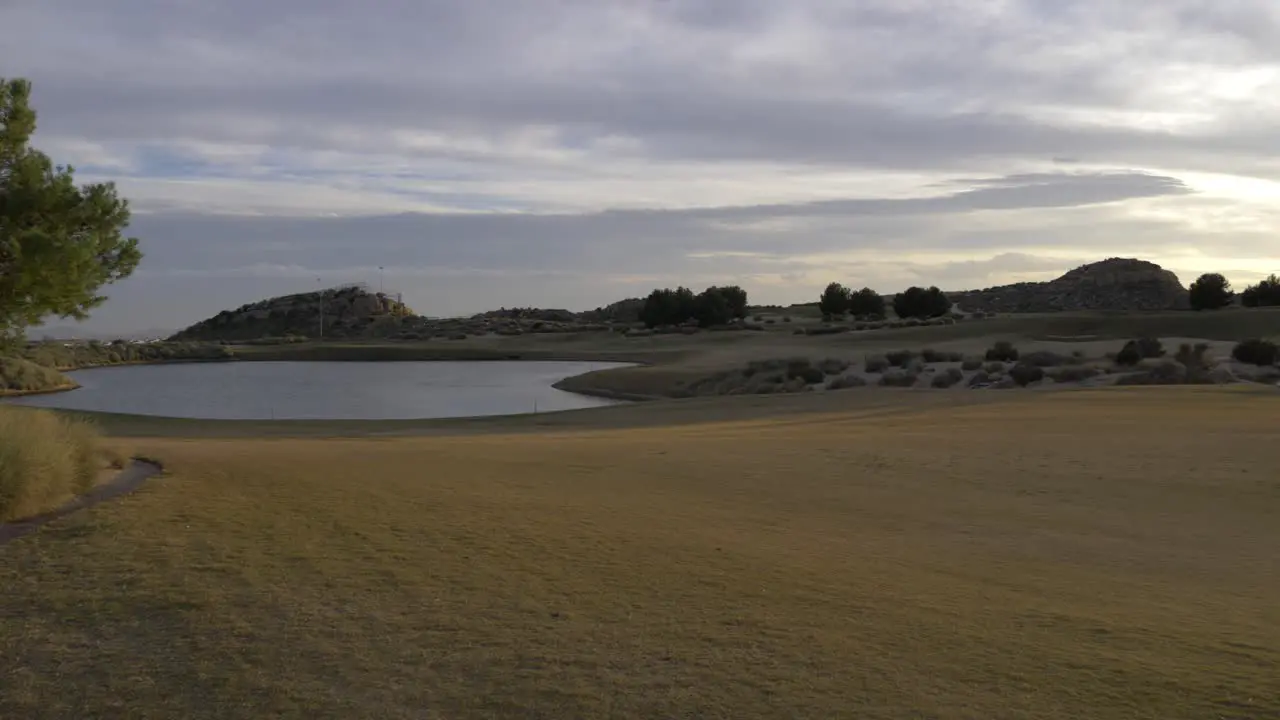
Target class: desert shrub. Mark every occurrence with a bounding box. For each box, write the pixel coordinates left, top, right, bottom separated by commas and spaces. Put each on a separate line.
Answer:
885, 349, 916, 367
0, 408, 103, 522
782, 316, 792, 323
864, 355, 889, 373
1232, 338, 1278, 366
879, 370, 919, 387
1115, 360, 1190, 386
764, 319, 776, 325
816, 357, 850, 375
930, 367, 964, 388
921, 348, 964, 363
826, 374, 868, 390
984, 341, 1019, 362
752, 314, 764, 322
1020, 350, 1073, 367
781, 377, 812, 393
1008, 363, 1045, 386
1045, 365, 1101, 383
797, 367, 825, 385
961, 357, 983, 372
1116, 337, 1165, 366
804, 325, 849, 336
783, 358, 818, 380
983, 361, 1006, 374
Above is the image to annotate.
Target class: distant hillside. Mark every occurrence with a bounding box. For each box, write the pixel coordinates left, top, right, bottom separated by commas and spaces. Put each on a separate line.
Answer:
948, 258, 1189, 313
169, 285, 415, 341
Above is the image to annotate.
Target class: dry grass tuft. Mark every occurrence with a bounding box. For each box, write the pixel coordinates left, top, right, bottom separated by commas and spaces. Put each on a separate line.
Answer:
0, 407, 102, 521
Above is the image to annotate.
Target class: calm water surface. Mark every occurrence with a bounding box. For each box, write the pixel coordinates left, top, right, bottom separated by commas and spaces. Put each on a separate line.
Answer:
4, 361, 632, 420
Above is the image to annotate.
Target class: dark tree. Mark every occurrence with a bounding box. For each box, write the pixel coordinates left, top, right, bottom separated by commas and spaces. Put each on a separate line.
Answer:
892, 286, 952, 319
818, 282, 851, 318
708, 285, 748, 320
639, 285, 747, 328
848, 287, 886, 318
1241, 274, 1280, 307
1, 78, 142, 345
1188, 273, 1234, 310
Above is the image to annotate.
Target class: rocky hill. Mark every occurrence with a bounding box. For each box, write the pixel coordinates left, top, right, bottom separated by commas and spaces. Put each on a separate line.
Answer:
949, 258, 1188, 313
170, 285, 416, 342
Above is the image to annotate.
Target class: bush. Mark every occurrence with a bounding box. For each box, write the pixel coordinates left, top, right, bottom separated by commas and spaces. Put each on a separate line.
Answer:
930, 367, 964, 388
797, 367, 826, 385
1188, 273, 1234, 310
1008, 363, 1045, 386
0, 408, 103, 522
1020, 350, 1073, 367
783, 358, 814, 379
1045, 365, 1101, 383
1116, 337, 1165, 366
816, 357, 850, 375
864, 355, 889, 373
1232, 338, 1279, 366
885, 349, 916, 367
879, 370, 919, 387
826, 374, 868, 390
921, 348, 964, 363
984, 341, 1019, 362
961, 357, 983, 372
1115, 360, 1191, 386
892, 286, 952, 319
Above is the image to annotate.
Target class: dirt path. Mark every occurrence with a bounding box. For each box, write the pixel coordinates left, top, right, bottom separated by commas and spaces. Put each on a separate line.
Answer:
0, 459, 163, 545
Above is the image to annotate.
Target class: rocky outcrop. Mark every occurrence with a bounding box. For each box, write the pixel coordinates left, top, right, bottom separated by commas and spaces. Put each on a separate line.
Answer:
950, 258, 1188, 313
170, 285, 416, 341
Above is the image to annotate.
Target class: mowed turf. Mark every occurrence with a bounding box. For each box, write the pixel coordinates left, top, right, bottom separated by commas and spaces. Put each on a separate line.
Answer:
2, 387, 1279, 719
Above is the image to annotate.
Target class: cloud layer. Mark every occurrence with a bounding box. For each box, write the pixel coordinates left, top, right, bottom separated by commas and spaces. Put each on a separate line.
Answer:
3, 0, 1279, 331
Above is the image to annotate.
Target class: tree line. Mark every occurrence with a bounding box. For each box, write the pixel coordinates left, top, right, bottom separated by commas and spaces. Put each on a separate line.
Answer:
820, 282, 952, 320
1187, 273, 1280, 310
638, 285, 749, 328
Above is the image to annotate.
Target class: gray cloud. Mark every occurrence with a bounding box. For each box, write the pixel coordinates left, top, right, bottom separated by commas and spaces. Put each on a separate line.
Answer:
4, 0, 1279, 333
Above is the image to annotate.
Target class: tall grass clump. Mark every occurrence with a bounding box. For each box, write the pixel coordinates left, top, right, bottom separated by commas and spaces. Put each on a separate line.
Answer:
0, 408, 102, 522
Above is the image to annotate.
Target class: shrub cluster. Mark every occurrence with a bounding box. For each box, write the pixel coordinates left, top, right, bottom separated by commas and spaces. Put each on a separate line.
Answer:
1232, 338, 1278, 366
930, 367, 964, 388
1115, 337, 1165, 366
984, 341, 1019, 363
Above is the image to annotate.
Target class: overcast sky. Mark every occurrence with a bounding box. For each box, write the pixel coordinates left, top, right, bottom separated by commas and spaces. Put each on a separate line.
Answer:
4, 0, 1280, 333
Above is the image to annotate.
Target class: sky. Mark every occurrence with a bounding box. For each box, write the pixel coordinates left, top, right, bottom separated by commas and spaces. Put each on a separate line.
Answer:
3, 0, 1280, 334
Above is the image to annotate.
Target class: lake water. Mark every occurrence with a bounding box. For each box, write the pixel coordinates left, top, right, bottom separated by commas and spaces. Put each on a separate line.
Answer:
3, 361, 632, 420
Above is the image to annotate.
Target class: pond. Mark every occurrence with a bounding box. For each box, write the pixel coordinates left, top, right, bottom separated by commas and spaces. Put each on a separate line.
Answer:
3, 361, 631, 420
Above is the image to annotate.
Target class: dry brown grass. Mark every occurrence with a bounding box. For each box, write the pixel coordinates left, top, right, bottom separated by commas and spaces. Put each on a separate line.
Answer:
0, 407, 103, 521
2, 387, 1279, 719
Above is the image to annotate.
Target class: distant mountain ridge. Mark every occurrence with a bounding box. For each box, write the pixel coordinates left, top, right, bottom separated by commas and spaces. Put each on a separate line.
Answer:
947, 258, 1189, 313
